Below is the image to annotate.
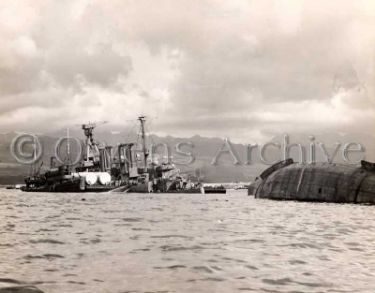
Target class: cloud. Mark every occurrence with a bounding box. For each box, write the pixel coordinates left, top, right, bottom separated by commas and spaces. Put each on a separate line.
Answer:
0, 0, 373, 146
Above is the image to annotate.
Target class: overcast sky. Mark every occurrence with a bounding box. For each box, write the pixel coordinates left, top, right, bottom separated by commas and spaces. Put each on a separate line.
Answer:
0, 0, 374, 143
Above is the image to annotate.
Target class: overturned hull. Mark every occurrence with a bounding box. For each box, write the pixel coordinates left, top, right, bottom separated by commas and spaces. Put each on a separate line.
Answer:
250, 160, 375, 204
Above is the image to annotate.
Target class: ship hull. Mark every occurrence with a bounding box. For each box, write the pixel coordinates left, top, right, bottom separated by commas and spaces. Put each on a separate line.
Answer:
203, 188, 226, 194
251, 160, 375, 204
126, 184, 202, 194
125, 179, 203, 194
21, 179, 117, 193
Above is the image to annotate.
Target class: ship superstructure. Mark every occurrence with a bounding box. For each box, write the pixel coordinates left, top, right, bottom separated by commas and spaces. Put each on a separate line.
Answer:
22, 122, 120, 192
119, 116, 203, 193
21, 117, 203, 193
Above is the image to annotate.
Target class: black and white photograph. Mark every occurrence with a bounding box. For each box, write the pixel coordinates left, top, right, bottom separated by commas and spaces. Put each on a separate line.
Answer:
0, 0, 374, 292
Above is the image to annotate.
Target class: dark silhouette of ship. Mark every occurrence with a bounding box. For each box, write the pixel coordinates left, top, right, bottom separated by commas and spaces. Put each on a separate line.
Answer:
202, 184, 226, 194
113, 116, 203, 193
248, 159, 375, 204
21, 117, 205, 193
22, 121, 120, 192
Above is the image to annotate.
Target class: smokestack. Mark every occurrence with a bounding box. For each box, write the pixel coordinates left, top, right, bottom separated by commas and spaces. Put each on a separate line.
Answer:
105, 146, 113, 172
99, 148, 106, 172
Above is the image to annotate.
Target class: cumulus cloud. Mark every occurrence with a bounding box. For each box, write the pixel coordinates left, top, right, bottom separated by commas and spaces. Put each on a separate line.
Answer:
0, 0, 373, 146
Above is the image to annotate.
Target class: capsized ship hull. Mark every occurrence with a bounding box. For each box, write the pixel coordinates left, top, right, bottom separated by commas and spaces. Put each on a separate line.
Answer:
249, 159, 375, 204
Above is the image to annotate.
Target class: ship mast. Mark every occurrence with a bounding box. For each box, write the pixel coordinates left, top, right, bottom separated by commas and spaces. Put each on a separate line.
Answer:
82, 122, 95, 163
138, 116, 148, 168
81, 121, 107, 164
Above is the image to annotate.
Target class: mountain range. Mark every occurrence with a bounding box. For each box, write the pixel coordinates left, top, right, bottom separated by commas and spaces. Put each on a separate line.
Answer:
0, 129, 373, 184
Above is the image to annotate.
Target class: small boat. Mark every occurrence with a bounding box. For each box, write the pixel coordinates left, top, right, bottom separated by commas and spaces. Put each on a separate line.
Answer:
203, 185, 226, 194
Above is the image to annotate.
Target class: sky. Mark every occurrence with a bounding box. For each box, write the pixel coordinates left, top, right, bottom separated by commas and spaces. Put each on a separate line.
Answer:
0, 0, 374, 144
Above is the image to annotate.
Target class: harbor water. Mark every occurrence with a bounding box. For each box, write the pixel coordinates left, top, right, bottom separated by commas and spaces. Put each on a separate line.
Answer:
0, 189, 374, 293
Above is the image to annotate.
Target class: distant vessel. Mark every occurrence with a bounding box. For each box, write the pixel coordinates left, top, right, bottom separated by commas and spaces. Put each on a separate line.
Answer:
21, 117, 204, 193
118, 116, 203, 193
248, 159, 375, 204
203, 184, 226, 194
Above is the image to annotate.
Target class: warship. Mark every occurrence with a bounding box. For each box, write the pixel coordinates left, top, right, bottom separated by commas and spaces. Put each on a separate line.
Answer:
115, 116, 203, 193
22, 122, 120, 192
21, 117, 203, 193
248, 159, 375, 204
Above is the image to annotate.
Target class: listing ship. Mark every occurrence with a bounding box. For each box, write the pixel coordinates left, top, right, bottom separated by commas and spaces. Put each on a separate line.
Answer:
21, 117, 203, 193
115, 116, 203, 194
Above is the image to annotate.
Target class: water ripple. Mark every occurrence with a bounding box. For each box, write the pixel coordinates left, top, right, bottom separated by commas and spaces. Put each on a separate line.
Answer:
0, 190, 374, 292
